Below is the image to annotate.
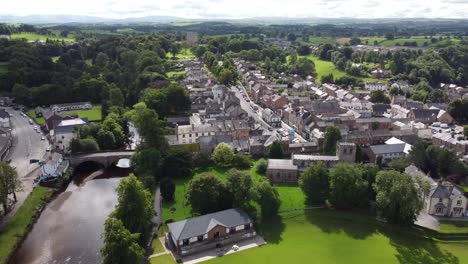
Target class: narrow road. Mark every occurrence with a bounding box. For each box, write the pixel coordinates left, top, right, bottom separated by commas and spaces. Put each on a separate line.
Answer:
0, 107, 50, 229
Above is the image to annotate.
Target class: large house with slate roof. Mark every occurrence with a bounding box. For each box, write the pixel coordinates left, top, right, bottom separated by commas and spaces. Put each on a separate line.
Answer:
426, 181, 467, 218
166, 208, 255, 256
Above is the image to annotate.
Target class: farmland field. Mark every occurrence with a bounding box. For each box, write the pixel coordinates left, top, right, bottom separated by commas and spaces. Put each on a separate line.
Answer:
62, 105, 102, 122
11, 32, 75, 42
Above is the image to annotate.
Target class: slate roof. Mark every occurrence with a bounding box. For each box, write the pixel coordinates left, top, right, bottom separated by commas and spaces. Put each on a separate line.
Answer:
411, 109, 439, 119
267, 159, 298, 170
372, 104, 390, 113
370, 143, 407, 155
429, 185, 451, 199
167, 208, 252, 241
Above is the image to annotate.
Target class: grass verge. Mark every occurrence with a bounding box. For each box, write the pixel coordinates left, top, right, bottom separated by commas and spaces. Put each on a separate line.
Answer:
0, 187, 53, 264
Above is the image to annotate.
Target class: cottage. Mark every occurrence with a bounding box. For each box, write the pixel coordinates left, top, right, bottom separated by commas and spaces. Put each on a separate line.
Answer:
166, 208, 256, 256
426, 182, 467, 218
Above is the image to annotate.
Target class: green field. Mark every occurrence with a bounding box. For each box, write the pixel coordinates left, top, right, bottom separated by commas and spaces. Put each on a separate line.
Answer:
0, 187, 53, 264
438, 221, 468, 234
26, 110, 45, 125
149, 254, 176, 264
166, 48, 195, 59
299, 55, 347, 83
11, 32, 75, 42
167, 70, 185, 79
274, 184, 305, 211
62, 105, 102, 122
205, 209, 468, 264
151, 237, 165, 254
362, 36, 460, 47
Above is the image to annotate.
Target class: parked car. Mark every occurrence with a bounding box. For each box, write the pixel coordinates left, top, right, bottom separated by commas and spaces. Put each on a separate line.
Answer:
41, 136, 45, 140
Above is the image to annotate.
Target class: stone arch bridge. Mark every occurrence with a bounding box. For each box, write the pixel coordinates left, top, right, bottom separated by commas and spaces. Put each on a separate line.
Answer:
68, 151, 135, 168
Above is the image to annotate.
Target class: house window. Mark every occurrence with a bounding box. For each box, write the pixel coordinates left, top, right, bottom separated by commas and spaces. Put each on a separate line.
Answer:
436, 207, 443, 214
197, 235, 203, 242
189, 134, 192, 137
214, 232, 220, 239
183, 239, 189, 246
245, 224, 251, 230
196, 133, 199, 136
439, 198, 443, 203
457, 200, 462, 206
183, 134, 186, 138
230, 227, 236, 234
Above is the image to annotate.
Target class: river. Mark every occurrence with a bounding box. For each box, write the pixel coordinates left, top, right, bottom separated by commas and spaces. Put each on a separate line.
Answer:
10, 167, 130, 264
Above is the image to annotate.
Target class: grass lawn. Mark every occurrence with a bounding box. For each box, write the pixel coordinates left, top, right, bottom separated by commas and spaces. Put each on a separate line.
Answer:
0, 187, 53, 264
361, 36, 459, 48
300, 55, 347, 84
25, 110, 45, 125
205, 209, 468, 264
274, 184, 305, 211
162, 177, 192, 222
51, 56, 60, 63
151, 237, 165, 254
460, 185, 468, 192
166, 48, 195, 59
167, 70, 185, 79
62, 105, 102, 122
149, 254, 176, 264
438, 221, 468, 234
11, 32, 75, 42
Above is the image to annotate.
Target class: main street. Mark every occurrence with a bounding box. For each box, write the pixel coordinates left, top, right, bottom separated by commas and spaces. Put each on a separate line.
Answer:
0, 107, 50, 227
231, 84, 307, 143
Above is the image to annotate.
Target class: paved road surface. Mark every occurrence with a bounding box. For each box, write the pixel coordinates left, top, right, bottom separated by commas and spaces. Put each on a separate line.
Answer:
0, 107, 50, 228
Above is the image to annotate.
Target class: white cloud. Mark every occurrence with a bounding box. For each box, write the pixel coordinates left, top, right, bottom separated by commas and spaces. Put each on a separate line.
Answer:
1, 0, 467, 19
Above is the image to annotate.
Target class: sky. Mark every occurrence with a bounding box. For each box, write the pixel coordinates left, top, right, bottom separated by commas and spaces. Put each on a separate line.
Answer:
1, 0, 468, 19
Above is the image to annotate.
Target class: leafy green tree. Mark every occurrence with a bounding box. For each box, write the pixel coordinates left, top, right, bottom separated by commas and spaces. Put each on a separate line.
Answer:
226, 169, 254, 208
374, 170, 428, 226
186, 173, 232, 214
109, 85, 124, 108
131, 148, 162, 183
464, 126, 468, 138
125, 102, 168, 150
232, 153, 251, 169
269, 141, 284, 159
293, 58, 316, 78
255, 159, 268, 175
370, 90, 390, 104
101, 217, 144, 264
212, 143, 234, 167
323, 126, 342, 154
162, 148, 194, 178
0, 162, 22, 214
112, 175, 153, 240
299, 162, 329, 204
408, 141, 430, 174
255, 180, 281, 217
385, 32, 395, 40
95, 52, 110, 68
170, 42, 182, 58
448, 98, 468, 122
160, 177, 175, 201
329, 163, 368, 208
320, 73, 334, 84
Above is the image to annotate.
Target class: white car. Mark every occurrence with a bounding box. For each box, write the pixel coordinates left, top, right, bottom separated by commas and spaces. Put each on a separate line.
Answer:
46, 146, 51, 152
41, 136, 45, 140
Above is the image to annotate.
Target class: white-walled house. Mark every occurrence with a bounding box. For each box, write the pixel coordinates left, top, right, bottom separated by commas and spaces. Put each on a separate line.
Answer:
426, 181, 467, 218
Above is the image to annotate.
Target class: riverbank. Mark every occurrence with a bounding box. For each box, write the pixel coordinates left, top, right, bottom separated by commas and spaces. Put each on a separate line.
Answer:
0, 186, 54, 264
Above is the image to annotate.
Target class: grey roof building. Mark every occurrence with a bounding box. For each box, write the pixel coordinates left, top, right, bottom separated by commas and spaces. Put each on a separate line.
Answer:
166, 208, 255, 256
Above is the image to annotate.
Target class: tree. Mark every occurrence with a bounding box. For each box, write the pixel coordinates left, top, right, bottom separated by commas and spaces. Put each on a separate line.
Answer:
186, 173, 232, 215
170, 42, 182, 58
226, 169, 254, 207
269, 141, 284, 159
293, 58, 316, 78
370, 90, 390, 104
297, 45, 311, 56
323, 126, 342, 154
108, 85, 124, 108
255, 180, 281, 217
131, 148, 162, 186
212, 143, 234, 167
428, 89, 448, 103
232, 153, 251, 169
374, 170, 428, 226
255, 159, 268, 175
0, 162, 22, 214
160, 177, 175, 201
162, 148, 193, 178
464, 126, 468, 138
299, 162, 329, 204
408, 141, 430, 174
112, 175, 153, 238
101, 217, 144, 264
320, 73, 334, 84
329, 163, 368, 208
385, 32, 395, 40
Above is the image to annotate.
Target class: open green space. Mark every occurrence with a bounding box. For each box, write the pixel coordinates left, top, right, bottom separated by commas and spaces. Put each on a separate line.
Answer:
0, 187, 53, 264
274, 184, 305, 211
11, 32, 75, 42
438, 221, 468, 234
26, 110, 45, 125
151, 237, 165, 254
166, 48, 195, 59
167, 70, 185, 79
205, 209, 468, 264
460, 185, 468, 192
362, 36, 460, 47
149, 254, 176, 264
299, 55, 347, 83
62, 105, 102, 122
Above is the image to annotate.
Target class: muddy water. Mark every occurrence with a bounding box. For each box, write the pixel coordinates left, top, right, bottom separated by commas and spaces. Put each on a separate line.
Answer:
10, 167, 130, 264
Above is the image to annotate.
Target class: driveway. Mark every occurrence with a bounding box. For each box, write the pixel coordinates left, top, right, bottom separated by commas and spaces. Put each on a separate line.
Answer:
415, 211, 440, 231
